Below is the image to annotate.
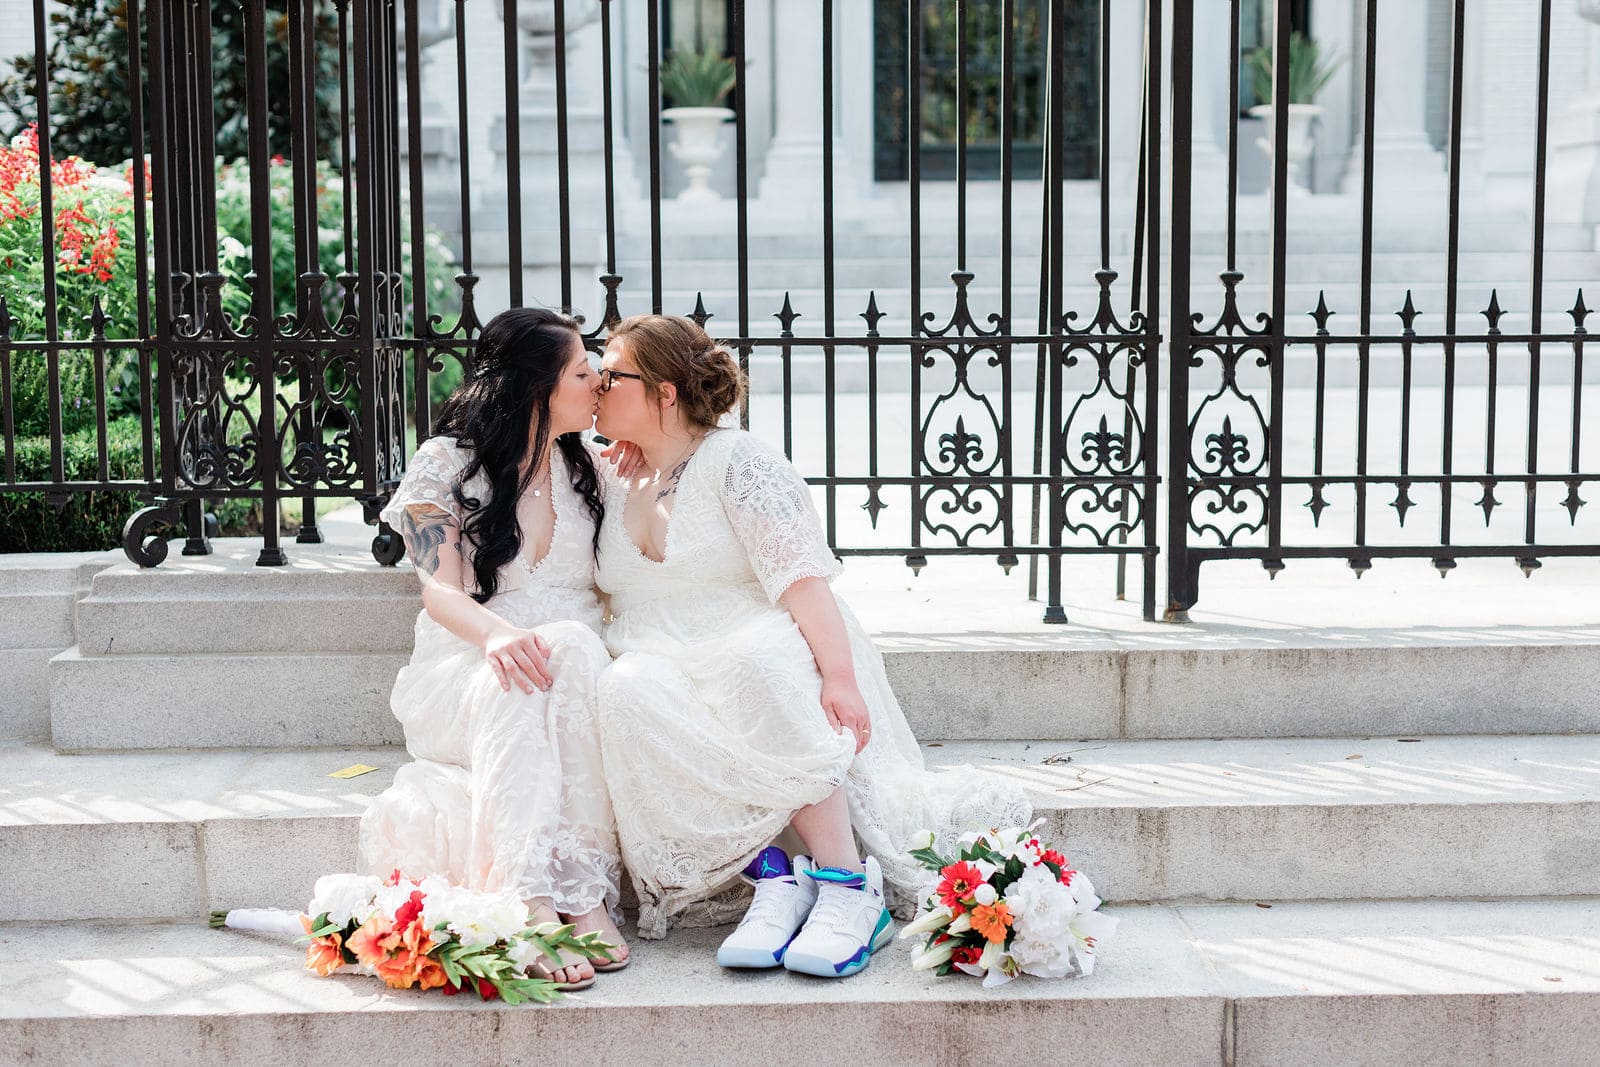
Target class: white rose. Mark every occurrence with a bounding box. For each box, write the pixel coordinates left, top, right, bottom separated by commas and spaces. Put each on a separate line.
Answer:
307, 873, 381, 927
972, 882, 998, 906
1010, 935, 1075, 979
906, 829, 936, 851
1006, 865, 1077, 944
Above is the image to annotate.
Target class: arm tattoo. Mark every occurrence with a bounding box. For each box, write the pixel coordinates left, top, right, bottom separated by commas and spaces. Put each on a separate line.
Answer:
398, 506, 459, 579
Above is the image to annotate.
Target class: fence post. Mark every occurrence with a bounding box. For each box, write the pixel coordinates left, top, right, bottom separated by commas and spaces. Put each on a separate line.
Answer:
1164, 0, 1196, 622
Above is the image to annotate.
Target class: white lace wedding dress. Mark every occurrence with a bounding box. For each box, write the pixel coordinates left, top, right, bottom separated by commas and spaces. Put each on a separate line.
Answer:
359, 436, 624, 919
595, 428, 1031, 939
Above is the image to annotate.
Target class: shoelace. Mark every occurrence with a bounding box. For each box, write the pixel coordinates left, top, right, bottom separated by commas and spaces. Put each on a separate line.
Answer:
805, 883, 864, 932
740, 878, 800, 929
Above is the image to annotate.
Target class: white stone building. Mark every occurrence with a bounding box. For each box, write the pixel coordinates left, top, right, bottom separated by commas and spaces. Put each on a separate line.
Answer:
405, 0, 1600, 327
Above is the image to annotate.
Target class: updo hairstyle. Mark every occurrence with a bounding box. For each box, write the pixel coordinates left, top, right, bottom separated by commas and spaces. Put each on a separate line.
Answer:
607, 315, 746, 430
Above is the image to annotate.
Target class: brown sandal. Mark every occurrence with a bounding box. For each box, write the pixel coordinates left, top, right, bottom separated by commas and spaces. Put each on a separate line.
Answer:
592, 952, 630, 973
528, 954, 597, 992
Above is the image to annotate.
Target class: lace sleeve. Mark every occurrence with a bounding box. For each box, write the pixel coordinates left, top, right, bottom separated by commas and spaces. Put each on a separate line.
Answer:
720, 433, 842, 604
379, 436, 469, 529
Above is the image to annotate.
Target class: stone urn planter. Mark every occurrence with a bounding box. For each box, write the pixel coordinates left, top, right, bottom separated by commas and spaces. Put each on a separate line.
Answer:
662, 106, 734, 203
1248, 102, 1322, 196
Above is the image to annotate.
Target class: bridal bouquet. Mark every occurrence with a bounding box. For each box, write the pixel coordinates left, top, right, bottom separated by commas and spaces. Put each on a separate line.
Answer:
900, 823, 1117, 987
211, 869, 615, 1004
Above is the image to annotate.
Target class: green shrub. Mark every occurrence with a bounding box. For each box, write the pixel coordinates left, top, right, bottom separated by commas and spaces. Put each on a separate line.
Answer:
0, 415, 150, 551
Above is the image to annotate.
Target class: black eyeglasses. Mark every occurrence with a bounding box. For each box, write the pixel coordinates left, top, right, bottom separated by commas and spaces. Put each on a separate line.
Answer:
599, 369, 644, 392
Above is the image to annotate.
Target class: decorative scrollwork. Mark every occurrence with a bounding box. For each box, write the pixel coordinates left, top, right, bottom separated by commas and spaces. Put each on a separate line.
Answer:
122, 505, 182, 567
919, 340, 1004, 479
1203, 416, 1253, 471
1189, 482, 1268, 546
922, 271, 1002, 340
938, 416, 986, 469
371, 521, 406, 566
922, 484, 1003, 546
1061, 482, 1143, 546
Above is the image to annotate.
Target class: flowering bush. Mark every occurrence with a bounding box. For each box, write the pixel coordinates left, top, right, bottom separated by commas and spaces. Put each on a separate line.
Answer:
1, 126, 464, 548
1, 125, 462, 436
900, 823, 1117, 987
0, 125, 146, 438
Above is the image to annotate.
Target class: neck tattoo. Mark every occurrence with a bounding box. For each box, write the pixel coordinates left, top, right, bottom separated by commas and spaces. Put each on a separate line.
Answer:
652, 434, 705, 503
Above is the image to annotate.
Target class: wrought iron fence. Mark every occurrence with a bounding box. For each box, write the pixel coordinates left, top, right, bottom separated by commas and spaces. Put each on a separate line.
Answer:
1164, 0, 1594, 620
0, 0, 1589, 624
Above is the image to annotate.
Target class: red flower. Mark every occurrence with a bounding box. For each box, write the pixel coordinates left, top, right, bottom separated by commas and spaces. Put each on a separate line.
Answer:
393, 889, 425, 928
385, 868, 404, 886
936, 860, 985, 913
477, 977, 500, 1000
950, 945, 982, 967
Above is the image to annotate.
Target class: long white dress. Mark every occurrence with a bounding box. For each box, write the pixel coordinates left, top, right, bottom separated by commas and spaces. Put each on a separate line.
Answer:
595, 428, 1030, 939
359, 436, 624, 919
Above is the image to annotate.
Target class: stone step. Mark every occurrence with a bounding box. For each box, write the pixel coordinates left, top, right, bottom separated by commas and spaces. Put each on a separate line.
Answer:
44, 543, 1600, 750
2, 898, 1596, 1065
49, 631, 1600, 751
49, 647, 411, 750
73, 561, 418, 657
5, 735, 1597, 922
0, 551, 116, 743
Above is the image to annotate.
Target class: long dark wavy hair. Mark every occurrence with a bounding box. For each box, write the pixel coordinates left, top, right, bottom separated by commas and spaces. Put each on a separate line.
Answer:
430, 308, 603, 603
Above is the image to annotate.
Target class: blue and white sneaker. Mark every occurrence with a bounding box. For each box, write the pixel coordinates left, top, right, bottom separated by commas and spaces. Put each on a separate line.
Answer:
715, 847, 818, 969
781, 856, 894, 978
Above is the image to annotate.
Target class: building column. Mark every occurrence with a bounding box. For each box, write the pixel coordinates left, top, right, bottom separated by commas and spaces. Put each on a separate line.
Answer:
756, 0, 846, 207
1549, 2, 1600, 246
1342, 0, 1446, 194
1309, 0, 1357, 194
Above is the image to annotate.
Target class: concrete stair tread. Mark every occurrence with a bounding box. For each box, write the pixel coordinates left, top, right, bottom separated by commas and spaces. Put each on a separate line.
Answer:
2, 900, 1596, 1064
8, 735, 1598, 830
0, 742, 402, 826
7, 735, 1599, 919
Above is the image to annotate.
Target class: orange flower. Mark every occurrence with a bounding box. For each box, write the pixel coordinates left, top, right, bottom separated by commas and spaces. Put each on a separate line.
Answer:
373, 918, 435, 989
412, 956, 449, 992
970, 902, 1014, 943
346, 916, 394, 968
298, 913, 347, 977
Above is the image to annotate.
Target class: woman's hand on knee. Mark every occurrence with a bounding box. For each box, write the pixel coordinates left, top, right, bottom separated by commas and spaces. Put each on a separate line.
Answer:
485, 626, 553, 694
820, 672, 872, 753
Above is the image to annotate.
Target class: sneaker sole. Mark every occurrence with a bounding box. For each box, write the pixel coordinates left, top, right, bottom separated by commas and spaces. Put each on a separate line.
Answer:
781, 909, 895, 978
715, 942, 788, 969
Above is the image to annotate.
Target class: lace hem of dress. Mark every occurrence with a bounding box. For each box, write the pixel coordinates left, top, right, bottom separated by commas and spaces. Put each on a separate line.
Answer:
515, 831, 625, 922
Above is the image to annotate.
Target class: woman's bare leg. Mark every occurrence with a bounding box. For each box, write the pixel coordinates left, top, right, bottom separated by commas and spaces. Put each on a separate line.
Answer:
789, 785, 862, 872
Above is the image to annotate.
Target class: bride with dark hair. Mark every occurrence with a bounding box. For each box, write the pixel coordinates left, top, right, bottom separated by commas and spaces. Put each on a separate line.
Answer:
359, 307, 630, 991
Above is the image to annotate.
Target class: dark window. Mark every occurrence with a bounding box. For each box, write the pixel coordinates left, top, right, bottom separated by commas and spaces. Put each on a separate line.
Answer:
874, 0, 1100, 181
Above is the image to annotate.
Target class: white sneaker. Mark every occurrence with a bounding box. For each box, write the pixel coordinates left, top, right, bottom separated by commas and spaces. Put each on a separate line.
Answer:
715, 847, 818, 969
782, 856, 894, 978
